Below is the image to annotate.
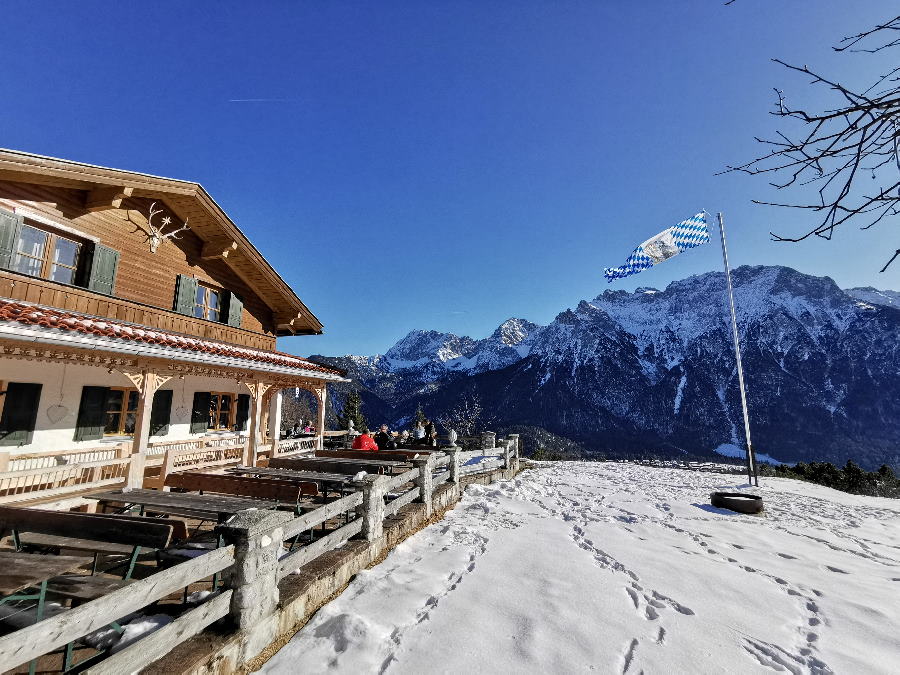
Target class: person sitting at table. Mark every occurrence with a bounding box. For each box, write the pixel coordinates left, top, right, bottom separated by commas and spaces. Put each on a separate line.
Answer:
398, 429, 410, 446
291, 422, 302, 437
374, 424, 397, 450
423, 419, 437, 446
413, 421, 426, 442
352, 429, 379, 452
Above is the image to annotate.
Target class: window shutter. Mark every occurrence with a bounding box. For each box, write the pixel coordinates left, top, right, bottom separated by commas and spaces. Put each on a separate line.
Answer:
0, 208, 24, 270
84, 244, 120, 295
222, 291, 244, 328
74, 386, 108, 442
235, 394, 250, 431
0, 382, 42, 446
190, 391, 211, 434
174, 274, 198, 316
149, 389, 173, 437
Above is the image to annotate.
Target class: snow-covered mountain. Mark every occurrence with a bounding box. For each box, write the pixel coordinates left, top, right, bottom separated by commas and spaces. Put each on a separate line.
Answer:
311, 266, 900, 470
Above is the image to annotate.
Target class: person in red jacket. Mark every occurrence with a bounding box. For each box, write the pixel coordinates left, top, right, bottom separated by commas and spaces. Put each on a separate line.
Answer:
352, 430, 379, 452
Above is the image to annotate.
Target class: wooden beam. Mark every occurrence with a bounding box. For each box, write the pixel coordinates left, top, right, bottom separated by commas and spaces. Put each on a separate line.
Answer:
83, 186, 134, 212
199, 237, 238, 260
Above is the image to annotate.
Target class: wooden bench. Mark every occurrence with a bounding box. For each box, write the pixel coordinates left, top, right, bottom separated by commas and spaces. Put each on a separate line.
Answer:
0, 506, 179, 601
164, 472, 318, 502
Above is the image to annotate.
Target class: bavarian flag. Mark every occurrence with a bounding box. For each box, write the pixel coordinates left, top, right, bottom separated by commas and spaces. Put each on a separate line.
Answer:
604, 212, 709, 282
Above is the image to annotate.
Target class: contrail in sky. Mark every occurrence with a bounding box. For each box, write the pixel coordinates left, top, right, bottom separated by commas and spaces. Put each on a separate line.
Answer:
228, 98, 291, 103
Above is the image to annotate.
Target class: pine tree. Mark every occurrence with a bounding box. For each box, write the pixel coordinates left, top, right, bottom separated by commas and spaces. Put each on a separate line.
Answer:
414, 403, 426, 428
338, 389, 367, 432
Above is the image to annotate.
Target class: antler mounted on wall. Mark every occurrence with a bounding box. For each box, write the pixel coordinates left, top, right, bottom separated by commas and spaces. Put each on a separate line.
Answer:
138, 202, 190, 253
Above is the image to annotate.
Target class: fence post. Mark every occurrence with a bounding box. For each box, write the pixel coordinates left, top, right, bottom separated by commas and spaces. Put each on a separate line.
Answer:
412, 455, 436, 518
508, 434, 520, 472
216, 508, 294, 658
352, 474, 388, 541
448, 447, 461, 484
500, 440, 511, 469
480, 431, 496, 451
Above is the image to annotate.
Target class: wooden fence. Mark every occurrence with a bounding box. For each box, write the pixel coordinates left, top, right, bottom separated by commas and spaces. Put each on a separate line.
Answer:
0, 435, 521, 673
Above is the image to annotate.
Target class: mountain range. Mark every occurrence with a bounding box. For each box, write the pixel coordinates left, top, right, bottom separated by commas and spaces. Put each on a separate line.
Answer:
310, 266, 900, 470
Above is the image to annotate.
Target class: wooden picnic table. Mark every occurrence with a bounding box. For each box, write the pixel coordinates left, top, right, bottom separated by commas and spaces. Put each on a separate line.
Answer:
91, 488, 279, 521
270, 456, 408, 475
316, 449, 440, 462
230, 466, 356, 488
0, 551, 91, 597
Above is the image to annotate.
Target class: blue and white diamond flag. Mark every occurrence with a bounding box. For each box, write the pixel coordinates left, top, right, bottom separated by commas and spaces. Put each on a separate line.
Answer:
604, 212, 709, 282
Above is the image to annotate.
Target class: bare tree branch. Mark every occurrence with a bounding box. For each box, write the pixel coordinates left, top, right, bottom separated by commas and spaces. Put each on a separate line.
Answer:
723, 13, 900, 272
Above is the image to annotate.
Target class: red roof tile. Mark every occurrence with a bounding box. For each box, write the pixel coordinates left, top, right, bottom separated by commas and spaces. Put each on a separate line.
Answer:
0, 299, 344, 378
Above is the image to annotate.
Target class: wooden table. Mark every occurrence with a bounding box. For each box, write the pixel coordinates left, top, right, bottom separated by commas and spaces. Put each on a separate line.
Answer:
0, 551, 91, 597
91, 488, 279, 521
270, 456, 408, 475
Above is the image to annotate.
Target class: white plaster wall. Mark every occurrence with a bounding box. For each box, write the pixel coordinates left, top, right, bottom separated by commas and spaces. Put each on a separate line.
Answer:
1, 359, 248, 455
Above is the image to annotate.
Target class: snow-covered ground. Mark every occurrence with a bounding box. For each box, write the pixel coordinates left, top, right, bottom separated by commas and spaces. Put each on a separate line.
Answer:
260, 462, 900, 674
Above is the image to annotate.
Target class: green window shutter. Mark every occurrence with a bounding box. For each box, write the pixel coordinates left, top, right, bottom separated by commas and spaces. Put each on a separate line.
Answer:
174, 274, 198, 316
190, 391, 211, 434
0, 382, 42, 446
149, 389, 173, 437
235, 394, 250, 431
74, 386, 108, 442
222, 291, 244, 327
84, 244, 120, 295
0, 208, 24, 270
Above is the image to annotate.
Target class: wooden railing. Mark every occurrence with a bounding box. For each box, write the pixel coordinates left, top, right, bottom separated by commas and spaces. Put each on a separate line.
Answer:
0, 436, 521, 673
4, 445, 127, 472
144, 440, 245, 489
0, 547, 235, 674
0, 457, 130, 503
0, 268, 275, 350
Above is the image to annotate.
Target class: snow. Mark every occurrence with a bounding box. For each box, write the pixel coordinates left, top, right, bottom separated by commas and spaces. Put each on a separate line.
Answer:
714, 443, 785, 466
352, 471, 368, 481
673, 373, 686, 414
260, 462, 900, 675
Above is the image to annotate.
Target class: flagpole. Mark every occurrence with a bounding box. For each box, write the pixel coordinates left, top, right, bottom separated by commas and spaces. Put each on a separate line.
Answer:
716, 212, 758, 487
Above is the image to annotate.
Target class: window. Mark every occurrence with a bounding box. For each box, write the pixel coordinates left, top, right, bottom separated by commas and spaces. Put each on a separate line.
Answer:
0, 382, 42, 446
208, 393, 234, 430
12, 224, 83, 284
105, 387, 138, 435
194, 284, 222, 321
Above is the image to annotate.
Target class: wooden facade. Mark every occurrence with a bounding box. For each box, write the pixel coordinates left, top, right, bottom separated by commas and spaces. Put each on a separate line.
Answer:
0, 149, 323, 339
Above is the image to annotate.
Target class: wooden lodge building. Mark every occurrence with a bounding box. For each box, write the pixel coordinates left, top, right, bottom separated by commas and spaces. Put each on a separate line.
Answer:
0, 148, 346, 500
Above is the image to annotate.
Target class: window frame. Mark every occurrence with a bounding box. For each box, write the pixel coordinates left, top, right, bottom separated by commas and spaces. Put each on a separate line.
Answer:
11, 221, 84, 285
104, 386, 139, 436
208, 392, 235, 431
193, 283, 223, 322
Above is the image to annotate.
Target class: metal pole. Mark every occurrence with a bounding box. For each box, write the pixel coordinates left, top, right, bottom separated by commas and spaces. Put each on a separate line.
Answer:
717, 213, 758, 486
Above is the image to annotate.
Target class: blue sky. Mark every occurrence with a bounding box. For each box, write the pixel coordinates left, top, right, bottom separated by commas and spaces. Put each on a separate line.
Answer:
2, 1, 897, 356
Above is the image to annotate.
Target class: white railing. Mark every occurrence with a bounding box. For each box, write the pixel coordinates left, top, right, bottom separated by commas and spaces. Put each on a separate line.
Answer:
6, 445, 126, 471
0, 457, 130, 503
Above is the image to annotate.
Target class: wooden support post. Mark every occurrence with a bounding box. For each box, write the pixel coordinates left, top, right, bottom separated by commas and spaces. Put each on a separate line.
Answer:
481, 431, 496, 451
244, 382, 272, 468
0, 452, 8, 473
352, 474, 388, 541
508, 434, 520, 472
448, 447, 461, 484
216, 509, 293, 660
411, 455, 436, 518
120, 369, 171, 489
315, 385, 327, 451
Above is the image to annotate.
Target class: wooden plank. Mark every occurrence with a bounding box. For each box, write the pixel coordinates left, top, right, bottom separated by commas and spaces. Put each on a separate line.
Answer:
281, 492, 363, 540
0, 476, 126, 504
278, 520, 363, 578
165, 472, 315, 500
229, 467, 354, 484
0, 506, 174, 549
92, 488, 279, 517
383, 468, 420, 493
0, 551, 91, 595
44, 574, 131, 602
0, 546, 234, 671
83, 590, 232, 675
383, 488, 419, 516
14, 532, 136, 555
433, 470, 451, 485
317, 449, 438, 461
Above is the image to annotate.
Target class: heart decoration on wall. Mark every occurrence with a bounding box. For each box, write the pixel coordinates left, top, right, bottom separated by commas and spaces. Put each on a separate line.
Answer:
174, 406, 189, 420
46, 405, 70, 424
